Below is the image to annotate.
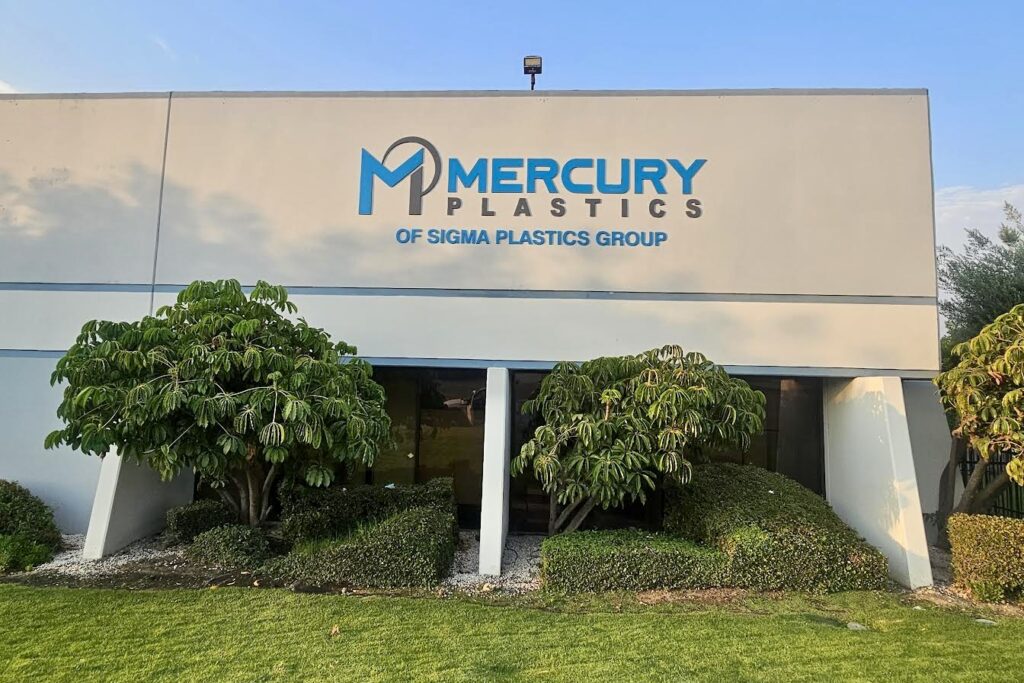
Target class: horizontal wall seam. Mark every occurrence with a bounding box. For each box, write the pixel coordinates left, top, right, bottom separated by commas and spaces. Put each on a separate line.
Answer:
0, 282, 938, 305
0, 349, 940, 378
0, 88, 929, 101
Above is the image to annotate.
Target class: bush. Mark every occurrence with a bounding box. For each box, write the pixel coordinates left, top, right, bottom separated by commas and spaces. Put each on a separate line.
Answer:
279, 477, 456, 544
165, 500, 236, 544
266, 506, 455, 588
665, 463, 888, 592
948, 513, 1024, 601
0, 480, 61, 552
0, 534, 54, 573
541, 530, 728, 592
186, 525, 271, 570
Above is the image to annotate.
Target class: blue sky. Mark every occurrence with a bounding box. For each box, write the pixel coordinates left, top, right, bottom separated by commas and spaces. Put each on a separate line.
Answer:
0, 1, 1020, 245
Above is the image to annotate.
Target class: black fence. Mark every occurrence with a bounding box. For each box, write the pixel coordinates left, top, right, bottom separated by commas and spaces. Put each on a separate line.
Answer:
961, 450, 1024, 519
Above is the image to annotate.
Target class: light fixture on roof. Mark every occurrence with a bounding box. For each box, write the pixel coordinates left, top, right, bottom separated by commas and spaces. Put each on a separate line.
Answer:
523, 55, 542, 91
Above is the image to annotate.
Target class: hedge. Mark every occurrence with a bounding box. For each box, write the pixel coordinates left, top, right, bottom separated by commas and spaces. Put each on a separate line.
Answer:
948, 513, 1024, 602
165, 500, 236, 545
541, 530, 728, 592
665, 463, 888, 592
0, 534, 54, 573
0, 480, 61, 553
186, 525, 271, 570
279, 477, 456, 544
265, 506, 455, 588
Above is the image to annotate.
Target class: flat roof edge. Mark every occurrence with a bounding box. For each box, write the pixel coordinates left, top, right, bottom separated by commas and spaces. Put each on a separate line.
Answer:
0, 87, 929, 100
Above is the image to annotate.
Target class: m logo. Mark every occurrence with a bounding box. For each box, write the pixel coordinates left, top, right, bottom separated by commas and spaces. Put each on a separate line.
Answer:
358, 136, 442, 215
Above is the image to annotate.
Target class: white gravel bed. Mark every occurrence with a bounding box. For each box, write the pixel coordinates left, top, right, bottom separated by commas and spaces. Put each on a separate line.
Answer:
28, 534, 184, 577
443, 531, 543, 593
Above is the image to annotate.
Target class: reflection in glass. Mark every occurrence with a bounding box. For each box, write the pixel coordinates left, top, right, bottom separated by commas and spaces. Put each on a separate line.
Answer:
507, 371, 826, 532
367, 368, 486, 527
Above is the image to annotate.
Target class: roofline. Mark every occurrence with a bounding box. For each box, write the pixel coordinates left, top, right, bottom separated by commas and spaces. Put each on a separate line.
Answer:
0, 87, 929, 101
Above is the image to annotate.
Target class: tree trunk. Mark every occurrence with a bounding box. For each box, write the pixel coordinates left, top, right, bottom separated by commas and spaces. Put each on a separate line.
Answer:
547, 490, 559, 536
246, 467, 261, 527
259, 464, 279, 523
548, 496, 598, 534
551, 497, 584, 533
562, 498, 597, 534
935, 439, 1014, 547
219, 461, 280, 527
973, 469, 1010, 513
953, 453, 990, 516
230, 472, 249, 525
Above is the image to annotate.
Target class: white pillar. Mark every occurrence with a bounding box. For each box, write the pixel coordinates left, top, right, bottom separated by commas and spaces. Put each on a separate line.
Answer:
84, 449, 194, 559
823, 377, 933, 588
479, 367, 511, 576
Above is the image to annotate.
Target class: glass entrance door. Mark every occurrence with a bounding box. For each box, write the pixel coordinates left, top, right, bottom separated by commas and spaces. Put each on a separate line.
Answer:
369, 368, 486, 528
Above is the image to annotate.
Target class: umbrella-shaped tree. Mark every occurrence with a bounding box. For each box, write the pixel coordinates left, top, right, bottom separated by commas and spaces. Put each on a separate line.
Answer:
512, 345, 766, 534
45, 280, 390, 526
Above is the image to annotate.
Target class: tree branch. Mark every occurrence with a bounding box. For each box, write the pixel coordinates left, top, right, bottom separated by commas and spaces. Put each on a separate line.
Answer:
259, 464, 279, 522
974, 469, 1011, 513
953, 453, 989, 515
562, 497, 597, 534
552, 497, 584, 531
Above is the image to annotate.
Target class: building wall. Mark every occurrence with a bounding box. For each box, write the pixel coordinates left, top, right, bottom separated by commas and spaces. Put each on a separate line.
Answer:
0, 90, 942, 547
0, 356, 101, 532
1, 90, 939, 373
0, 95, 167, 532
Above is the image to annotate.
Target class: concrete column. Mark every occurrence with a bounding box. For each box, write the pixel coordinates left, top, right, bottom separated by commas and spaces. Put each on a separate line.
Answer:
823, 377, 932, 588
83, 449, 194, 559
478, 367, 511, 576
902, 379, 954, 545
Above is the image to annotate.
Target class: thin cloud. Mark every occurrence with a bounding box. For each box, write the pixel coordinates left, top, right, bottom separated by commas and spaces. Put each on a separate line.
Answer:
0, 79, 17, 94
149, 34, 178, 61
934, 183, 1024, 251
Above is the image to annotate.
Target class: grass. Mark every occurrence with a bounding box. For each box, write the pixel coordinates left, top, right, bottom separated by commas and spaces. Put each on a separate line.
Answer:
0, 584, 1021, 682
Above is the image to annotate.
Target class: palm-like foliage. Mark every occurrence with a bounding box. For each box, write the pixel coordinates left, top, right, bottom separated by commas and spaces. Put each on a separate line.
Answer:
45, 280, 390, 526
938, 304, 1024, 488
511, 345, 765, 533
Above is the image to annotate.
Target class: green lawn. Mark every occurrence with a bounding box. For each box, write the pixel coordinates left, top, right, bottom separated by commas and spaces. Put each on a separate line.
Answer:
0, 584, 1020, 682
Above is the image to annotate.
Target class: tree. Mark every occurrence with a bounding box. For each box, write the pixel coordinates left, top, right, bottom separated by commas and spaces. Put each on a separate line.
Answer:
933, 203, 1024, 543
511, 345, 765, 534
935, 304, 1024, 531
938, 202, 1024, 352
45, 280, 391, 526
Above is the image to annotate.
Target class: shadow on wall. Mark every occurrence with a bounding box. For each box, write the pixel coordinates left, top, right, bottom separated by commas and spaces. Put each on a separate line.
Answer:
0, 166, 162, 283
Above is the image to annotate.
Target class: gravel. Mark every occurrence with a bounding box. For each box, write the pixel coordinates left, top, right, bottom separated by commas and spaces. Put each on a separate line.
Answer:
443, 531, 542, 593
25, 531, 543, 591
28, 534, 184, 577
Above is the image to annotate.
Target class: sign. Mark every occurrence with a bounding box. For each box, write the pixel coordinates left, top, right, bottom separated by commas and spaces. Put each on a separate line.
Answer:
358, 135, 707, 249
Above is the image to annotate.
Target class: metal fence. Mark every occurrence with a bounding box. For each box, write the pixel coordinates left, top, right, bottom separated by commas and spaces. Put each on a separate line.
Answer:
961, 450, 1024, 519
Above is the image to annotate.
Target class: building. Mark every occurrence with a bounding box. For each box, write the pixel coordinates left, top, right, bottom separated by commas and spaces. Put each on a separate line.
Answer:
0, 89, 950, 587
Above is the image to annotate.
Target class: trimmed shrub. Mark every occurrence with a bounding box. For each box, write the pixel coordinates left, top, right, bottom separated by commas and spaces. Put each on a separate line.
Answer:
279, 477, 456, 544
541, 530, 728, 592
665, 463, 888, 592
0, 480, 61, 552
165, 499, 235, 545
948, 513, 1024, 602
267, 506, 455, 588
0, 534, 54, 573
186, 525, 271, 570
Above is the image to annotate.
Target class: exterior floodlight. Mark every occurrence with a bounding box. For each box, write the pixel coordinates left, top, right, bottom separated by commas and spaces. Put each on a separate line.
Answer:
523, 55, 542, 90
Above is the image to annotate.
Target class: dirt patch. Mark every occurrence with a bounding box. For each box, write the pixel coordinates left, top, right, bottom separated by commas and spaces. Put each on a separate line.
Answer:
635, 588, 763, 606
910, 586, 1024, 617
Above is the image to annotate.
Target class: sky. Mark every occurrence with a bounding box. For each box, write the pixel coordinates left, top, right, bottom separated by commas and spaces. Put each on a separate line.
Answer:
0, 0, 1021, 250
